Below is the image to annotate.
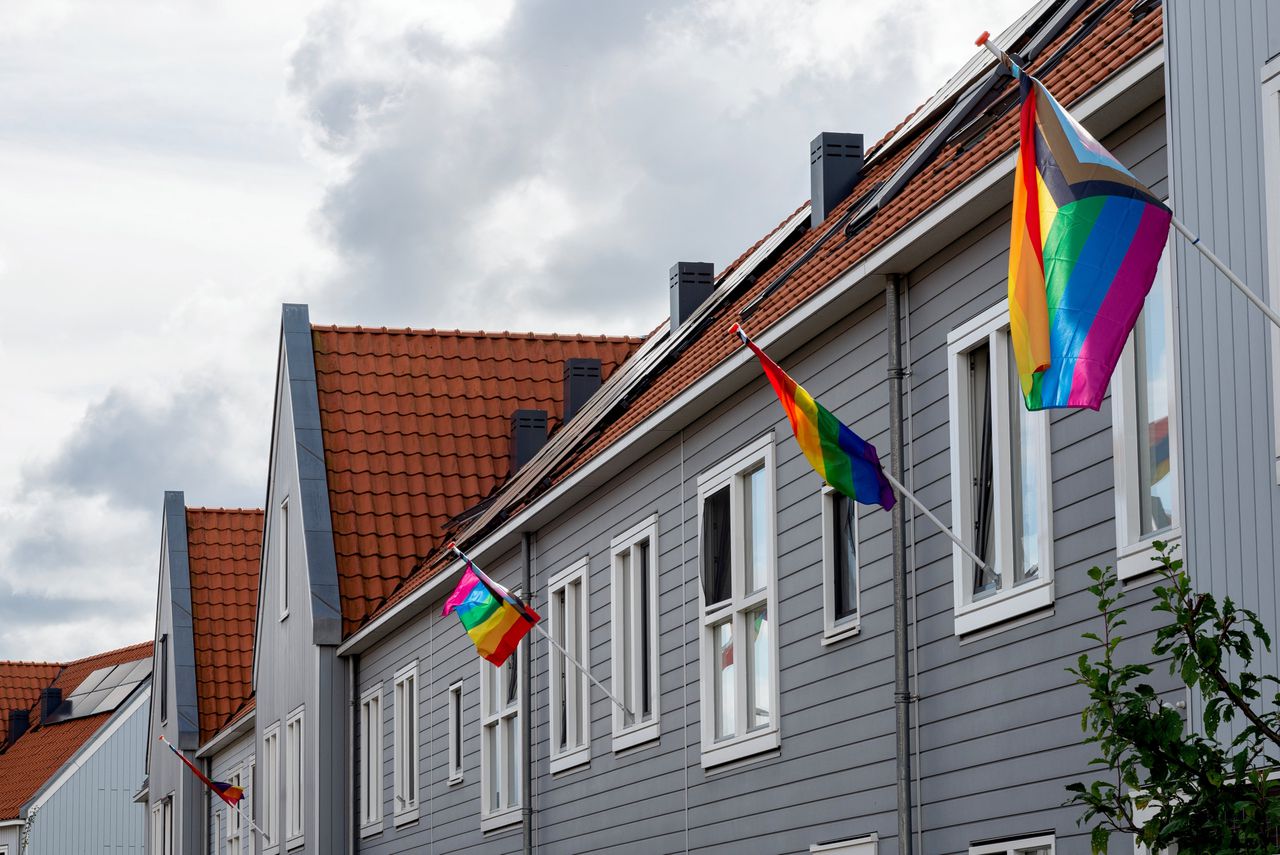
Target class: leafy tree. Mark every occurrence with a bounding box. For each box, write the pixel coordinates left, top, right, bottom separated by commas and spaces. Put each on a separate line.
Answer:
1068, 544, 1280, 854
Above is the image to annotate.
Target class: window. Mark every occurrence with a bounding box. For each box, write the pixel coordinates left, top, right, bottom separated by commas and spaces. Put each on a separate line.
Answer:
158, 633, 168, 724
151, 796, 173, 855
610, 515, 661, 750
262, 724, 279, 849
1113, 244, 1181, 580
947, 304, 1054, 635
225, 766, 243, 846
1264, 56, 1280, 482
696, 433, 780, 769
811, 834, 878, 854
821, 487, 861, 643
285, 708, 303, 845
359, 684, 383, 832
393, 663, 419, 824
447, 681, 464, 784
480, 647, 524, 830
549, 558, 591, 772
279, 498, 289, 620
969, 834, 1054, 855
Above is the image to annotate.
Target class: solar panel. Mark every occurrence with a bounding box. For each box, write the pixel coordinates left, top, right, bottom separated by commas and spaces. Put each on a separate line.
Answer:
61, 658, 152, 721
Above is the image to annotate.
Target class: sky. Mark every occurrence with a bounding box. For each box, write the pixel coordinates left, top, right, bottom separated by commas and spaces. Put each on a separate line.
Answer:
0, 0, 1031, 661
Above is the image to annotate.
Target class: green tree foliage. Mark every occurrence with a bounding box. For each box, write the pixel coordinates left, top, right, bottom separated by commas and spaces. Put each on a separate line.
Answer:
1068, 544, 1280, 853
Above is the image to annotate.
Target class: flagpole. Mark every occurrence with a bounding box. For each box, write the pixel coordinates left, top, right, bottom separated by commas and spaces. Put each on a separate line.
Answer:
157, 735, 266, 839
977, 30, 1280, 334
446, 544, 634, 718
881, 471, 988, 572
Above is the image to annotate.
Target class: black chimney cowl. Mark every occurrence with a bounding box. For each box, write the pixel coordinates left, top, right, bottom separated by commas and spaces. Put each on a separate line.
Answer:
41, 687, 62, 722
7, 708, 29, 744
563, 358, 603, 424
510, 409, 548, 474
669, 261, 715, 333
810, 132, 864, 227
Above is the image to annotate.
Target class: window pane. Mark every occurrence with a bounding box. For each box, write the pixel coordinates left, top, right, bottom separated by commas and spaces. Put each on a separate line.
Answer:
618, 550, 634, 728
567, 581, 582, 749
638, 539, 652, 719
745, 606, 770, 730
743, 466, 768, 594
833, 494, 858, 621
713, 620, 735, 740
505, 655, 519, 708
553, 587, 567, 750
701, 487, 732, 605
968, 343, 999, 596
1136, 256, 1174, 537
504, 715, 519, 807
1008, 337, 1043, 586
452, 688, 462, 774
486, 724, 499, 808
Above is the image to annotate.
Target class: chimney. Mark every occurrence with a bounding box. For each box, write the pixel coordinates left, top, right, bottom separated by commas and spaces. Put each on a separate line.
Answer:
810, 132, 864, 227
563, 358, 603, 423
7, 709, 29, 743
41, 687, 62, 722
669, 262, 715, 334
510, 409, 548, 474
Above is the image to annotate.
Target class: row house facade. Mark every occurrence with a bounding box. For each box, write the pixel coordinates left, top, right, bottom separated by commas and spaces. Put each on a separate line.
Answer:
142, 1, 1280, 853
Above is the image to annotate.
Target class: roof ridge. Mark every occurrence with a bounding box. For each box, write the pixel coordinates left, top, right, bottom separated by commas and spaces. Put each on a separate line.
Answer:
187, 507, 265, 515
65, 641, 152, 666
312, 324, 644, 342
0, 659, 65, 668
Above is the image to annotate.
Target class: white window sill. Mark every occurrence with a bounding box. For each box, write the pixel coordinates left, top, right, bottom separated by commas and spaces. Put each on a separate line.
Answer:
549, 746, 590, 776
393, 806, 419, 828
821, 619, 861, 646
286, 836, 304, 852
447, 773, 464, 787
954, 578, 1054, 636
700, 727, 779, 770
811, 833, 878, 854
1117, 531, 1181, 582
611, 720, 661, 753
359, 820, 384, 839
263, 846, 279, 855
481, 807, 522, 833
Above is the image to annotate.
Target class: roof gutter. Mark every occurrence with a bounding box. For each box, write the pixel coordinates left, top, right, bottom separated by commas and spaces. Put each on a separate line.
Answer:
195, 707, 256, 759
337, 43, 1165, 658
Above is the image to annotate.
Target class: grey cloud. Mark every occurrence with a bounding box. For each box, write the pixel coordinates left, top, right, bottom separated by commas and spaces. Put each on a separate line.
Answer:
23, 382, 261, 513
291, 1, 940, 334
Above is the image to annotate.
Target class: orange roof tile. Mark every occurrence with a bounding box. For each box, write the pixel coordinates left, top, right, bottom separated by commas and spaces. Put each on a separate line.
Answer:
0, 661, 61, 746
0, 642, 151, 819
312, 327, 644, 634
186, 508, 262, 744
369, 0, 1163, 616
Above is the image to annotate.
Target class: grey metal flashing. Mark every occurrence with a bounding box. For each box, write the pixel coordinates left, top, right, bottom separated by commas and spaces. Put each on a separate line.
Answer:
282, 303, 344, 645
163, 491, 201, 750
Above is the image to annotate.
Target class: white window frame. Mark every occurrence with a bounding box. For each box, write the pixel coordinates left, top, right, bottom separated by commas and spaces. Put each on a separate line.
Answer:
284, 707, 304, 848
151, 795, 174, 855
244, 755, 255, 855
695, 432, 781, 769
1112, 241, 1182, 581
392, 662, 419, 826
811, 833, 878, 854
821, 485, 862, 644
1263, 56, 1280, 483
278, 497, 289, 621
262, 724, 280, 852
359, 683, 384, 835
480, 645, 525, 831
609, 514, 661, 751
548, 558, 591, 773
447, 681, 465, 785
947, 303, 1055, 636
225, 764, 243, 845
969, 834, 1055, 855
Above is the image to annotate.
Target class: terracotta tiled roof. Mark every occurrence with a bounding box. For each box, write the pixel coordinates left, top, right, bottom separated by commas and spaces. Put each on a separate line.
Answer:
312, 327, 645, 634
0, 661, 61, 746
369, 0, 1162, 614
0, 642, 151, 819
186, 507, 262, 744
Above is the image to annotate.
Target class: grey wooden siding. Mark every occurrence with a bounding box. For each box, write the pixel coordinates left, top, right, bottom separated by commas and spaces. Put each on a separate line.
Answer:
207, 730, 255, 855
26, 686, 150, 854
1165, 0, 1280, 730
350, 74, 1178, 855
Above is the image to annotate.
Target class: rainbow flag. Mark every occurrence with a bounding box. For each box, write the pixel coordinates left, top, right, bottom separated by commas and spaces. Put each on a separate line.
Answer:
159, 735, 244, 807
734, 325, 895, 510
442, 560, 540, 667
1008, 65, 1171, 411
